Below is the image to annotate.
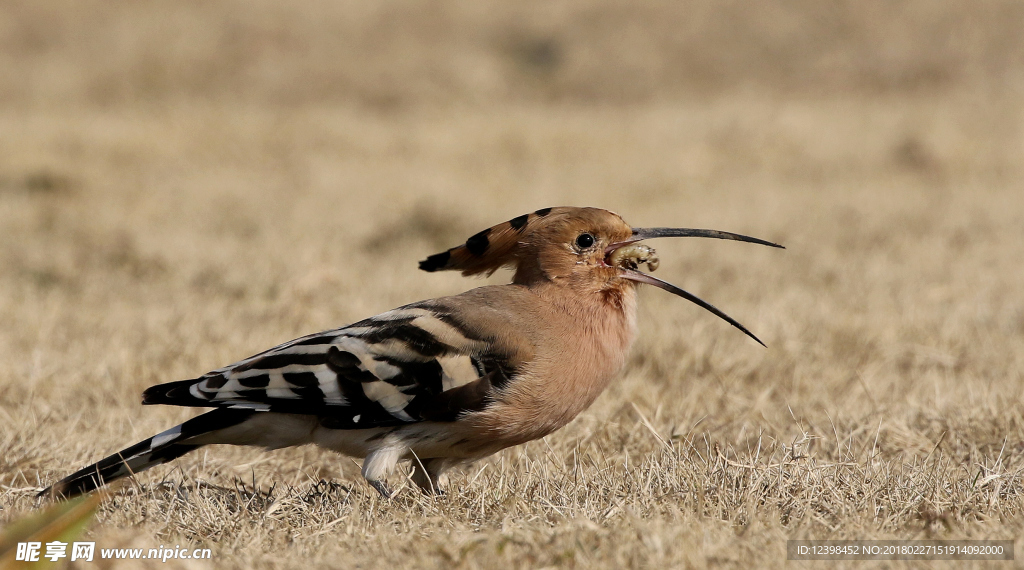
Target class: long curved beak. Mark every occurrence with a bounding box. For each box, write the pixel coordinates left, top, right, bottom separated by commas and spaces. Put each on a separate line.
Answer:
618, 227, 785, 250
610, 227, 782, 347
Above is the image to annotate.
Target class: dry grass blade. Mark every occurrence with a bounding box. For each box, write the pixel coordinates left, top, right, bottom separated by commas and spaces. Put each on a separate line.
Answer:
0, 493, 104, 568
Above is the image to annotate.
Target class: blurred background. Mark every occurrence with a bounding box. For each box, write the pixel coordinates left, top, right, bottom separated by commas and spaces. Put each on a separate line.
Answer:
4, 1, 1023, 104
2, 2, 1024, 564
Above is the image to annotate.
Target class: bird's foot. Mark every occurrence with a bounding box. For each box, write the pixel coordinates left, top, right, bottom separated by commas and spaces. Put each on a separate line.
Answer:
368, 479, 393, 499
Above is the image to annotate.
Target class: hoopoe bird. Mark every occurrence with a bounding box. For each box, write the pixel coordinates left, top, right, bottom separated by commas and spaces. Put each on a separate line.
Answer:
42, 207, 781, 499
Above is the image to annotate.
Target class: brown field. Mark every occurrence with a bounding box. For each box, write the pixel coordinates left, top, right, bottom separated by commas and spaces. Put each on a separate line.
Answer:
2, 1, 1024, 568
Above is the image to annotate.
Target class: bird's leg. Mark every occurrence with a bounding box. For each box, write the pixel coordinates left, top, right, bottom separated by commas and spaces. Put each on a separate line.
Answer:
362, 445, 405, 499
410, 458, 449, 496
368, 479, 393, 499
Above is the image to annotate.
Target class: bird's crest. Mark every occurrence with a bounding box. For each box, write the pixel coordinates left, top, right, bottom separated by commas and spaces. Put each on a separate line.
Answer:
419, 207, 564, 276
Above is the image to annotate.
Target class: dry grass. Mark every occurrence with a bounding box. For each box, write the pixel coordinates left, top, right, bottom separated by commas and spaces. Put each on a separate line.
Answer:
2, 1, 1024, 568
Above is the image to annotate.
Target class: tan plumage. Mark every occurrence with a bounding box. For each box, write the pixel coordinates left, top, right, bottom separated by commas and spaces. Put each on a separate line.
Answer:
42, 207, 782, 499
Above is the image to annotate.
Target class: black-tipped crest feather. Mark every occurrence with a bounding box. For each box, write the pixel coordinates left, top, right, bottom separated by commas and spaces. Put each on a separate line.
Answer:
418, 209, 568, 276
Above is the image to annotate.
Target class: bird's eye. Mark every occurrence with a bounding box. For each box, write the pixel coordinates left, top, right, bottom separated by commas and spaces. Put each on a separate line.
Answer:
575, 233, 596, 249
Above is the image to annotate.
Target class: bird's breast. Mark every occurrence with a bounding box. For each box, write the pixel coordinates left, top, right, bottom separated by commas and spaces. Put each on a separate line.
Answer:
469, 286, 638, 445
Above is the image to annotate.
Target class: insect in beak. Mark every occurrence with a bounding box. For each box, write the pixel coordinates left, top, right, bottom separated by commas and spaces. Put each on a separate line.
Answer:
605, 227, 784, 347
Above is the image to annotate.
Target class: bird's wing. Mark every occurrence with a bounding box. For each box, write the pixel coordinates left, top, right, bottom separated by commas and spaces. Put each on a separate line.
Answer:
142, 303, 517, 429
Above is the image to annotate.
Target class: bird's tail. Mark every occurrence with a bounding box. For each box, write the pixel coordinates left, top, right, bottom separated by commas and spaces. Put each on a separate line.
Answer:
41, 409, 254, 499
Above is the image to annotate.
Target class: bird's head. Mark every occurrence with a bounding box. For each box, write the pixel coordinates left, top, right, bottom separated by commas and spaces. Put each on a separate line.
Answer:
419, 207, 782, 345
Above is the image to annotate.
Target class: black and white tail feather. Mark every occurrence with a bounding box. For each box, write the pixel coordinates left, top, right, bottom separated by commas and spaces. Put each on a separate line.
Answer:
42, 410, 254, 498
42, 301, 513, 499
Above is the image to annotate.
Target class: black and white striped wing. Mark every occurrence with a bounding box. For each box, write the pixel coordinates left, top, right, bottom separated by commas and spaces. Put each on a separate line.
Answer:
142, 306, 514, 428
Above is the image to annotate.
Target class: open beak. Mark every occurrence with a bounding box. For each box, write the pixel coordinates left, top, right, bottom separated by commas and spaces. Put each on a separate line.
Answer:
608, 227, 783, 347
